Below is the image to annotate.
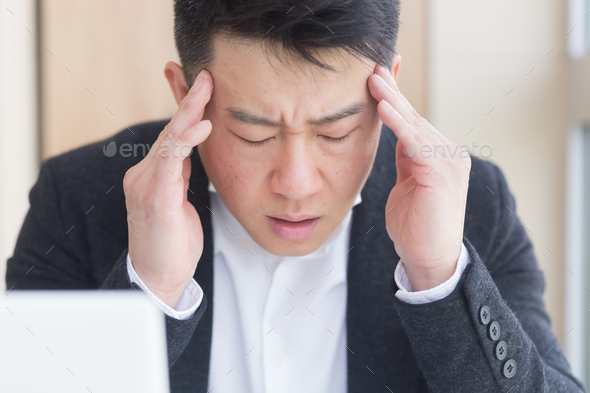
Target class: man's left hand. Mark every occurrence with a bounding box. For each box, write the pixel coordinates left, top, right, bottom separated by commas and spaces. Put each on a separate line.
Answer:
367, 63, 471, 291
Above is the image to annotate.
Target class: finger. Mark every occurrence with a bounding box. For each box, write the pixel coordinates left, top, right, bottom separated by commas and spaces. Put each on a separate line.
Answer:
369, 77, 437, 148
145, 68, 213, 189
159, 69, 214, 142
150, 120, 212, 194
374, 64, 451, 145
374, 64, 420, 120
395, 139, 414, 184
181, 153, 192, 201
373, 66, 464, 165
378, 99, 432, 167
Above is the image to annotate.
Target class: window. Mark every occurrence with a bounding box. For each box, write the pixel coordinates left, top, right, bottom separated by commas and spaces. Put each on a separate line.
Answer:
569, 0, 590, 57
565, 125, 590, 390
583, 125, 590, 390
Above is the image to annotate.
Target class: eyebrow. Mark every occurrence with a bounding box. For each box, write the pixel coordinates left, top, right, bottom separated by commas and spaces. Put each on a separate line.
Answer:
225, 101, 369, 128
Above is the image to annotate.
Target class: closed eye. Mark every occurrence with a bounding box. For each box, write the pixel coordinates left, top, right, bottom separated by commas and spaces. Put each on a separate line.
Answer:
322, 134, 351, 143
244, 138, 271, 147
239, 131, 354, 147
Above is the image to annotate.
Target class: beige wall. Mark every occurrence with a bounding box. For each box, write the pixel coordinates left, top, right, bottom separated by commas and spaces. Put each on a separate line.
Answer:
396, 0, 427, 117
428, 0, 569, 344
41, 0, 178, 159
0, 0, 39, 292
40, 0, 428, 160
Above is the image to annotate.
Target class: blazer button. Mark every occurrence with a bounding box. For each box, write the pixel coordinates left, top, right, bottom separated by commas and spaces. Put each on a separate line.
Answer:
503, 359, 517, 378
479, 305, 491, 325
495, 341, 508, 360
488, 321, 501, 341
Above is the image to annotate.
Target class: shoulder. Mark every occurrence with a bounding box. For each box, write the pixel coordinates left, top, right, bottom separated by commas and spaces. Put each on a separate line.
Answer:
40, 118, 171, 192
29, 118, 172, 225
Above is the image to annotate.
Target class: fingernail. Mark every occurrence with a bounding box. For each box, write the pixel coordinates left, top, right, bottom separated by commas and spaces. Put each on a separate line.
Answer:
196, 120, 209, 129
193, 69, 208, 90
376, 74, 387, 85
193, 78, 203, 92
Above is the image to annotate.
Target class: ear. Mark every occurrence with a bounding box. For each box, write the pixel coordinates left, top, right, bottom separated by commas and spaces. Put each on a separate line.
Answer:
391, 52, 401, 81
164, 61, 189, 106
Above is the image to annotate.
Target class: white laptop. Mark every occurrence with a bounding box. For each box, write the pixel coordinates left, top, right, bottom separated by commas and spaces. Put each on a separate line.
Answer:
0, 291, 170, 393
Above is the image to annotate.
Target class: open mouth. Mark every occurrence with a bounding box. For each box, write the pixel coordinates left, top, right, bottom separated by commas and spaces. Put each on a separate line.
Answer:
267, 216, 320, 240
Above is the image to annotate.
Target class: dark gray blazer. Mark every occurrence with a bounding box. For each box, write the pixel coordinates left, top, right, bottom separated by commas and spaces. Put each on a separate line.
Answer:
6, 119, 586, 392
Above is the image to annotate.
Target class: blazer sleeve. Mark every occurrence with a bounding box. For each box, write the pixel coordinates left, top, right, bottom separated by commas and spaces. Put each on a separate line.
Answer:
390, 164, 586, 392
5, 158, 206, 369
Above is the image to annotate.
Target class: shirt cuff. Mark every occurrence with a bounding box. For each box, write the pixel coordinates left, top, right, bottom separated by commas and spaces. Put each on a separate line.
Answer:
126, 252, 203, 320
394, 242, 471, 305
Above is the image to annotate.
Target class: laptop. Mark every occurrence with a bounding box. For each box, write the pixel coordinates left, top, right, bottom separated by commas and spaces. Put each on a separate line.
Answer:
0, 290, 170, 393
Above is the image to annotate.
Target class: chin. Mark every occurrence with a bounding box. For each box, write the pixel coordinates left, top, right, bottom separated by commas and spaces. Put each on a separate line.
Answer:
262, 236, 321, 257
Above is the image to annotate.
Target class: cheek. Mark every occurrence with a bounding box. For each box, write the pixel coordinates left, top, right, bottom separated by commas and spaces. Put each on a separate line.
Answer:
199, 129, 267, 196
337, 131, 379, 174
324, 130, 380, 200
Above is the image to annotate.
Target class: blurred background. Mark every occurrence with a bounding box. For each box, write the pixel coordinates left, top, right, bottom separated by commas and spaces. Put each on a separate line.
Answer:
1, 0, 589, 387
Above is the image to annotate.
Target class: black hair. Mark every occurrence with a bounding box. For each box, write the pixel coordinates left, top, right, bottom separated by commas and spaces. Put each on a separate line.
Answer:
173, 0, 401, 88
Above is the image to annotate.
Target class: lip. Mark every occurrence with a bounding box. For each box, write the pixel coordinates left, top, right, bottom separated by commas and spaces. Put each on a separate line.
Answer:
270, 214, 320, 222
267, 216, 320, 240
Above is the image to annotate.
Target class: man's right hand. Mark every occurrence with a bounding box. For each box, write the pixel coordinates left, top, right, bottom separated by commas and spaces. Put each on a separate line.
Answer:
123, 69, 213, 309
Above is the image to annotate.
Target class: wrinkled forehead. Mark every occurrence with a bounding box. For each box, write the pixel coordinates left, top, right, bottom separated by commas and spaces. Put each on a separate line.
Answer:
208, 35, 376, 124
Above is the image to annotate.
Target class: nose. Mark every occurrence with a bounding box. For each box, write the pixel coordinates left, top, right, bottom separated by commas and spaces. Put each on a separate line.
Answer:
269, 137, 323, 201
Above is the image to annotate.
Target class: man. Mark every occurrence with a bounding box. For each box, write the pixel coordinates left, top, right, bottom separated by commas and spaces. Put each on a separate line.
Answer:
6, 0, 586, 392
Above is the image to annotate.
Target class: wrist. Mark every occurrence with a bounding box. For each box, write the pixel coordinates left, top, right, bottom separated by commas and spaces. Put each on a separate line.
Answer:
402, 257, 458, 291
131, 263, 191, 309
149, 285, 187, 310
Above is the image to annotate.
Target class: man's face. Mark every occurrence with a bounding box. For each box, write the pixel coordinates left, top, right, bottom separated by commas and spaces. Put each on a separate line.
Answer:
196, 36, 386, 257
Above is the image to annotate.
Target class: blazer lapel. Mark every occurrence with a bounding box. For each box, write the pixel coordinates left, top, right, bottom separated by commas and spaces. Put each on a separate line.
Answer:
169, 149, 215, 393
346, 124, 424, 392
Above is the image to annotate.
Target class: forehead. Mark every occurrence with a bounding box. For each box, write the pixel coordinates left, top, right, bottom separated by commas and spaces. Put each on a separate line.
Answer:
208, 35, 375, 124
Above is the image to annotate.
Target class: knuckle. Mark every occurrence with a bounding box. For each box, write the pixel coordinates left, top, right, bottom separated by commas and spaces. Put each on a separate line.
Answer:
160, 130, 175, 145
123, 169, 135, 193
411, 115, 427, 128
405, 123, 425, 142
390, 90, 402, 103
164, 120, 174, 132
176, 132, 189, 147
180, 99, 194, 115
159, 122, 175, 140
138, 185, 155, 207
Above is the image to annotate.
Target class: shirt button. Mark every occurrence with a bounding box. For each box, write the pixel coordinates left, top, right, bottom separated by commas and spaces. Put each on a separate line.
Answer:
479, 305, 491, 325
488, 321, 501, 341
503, 359, 517, 378
495, 341, 508, 360
271, 352, 282, 366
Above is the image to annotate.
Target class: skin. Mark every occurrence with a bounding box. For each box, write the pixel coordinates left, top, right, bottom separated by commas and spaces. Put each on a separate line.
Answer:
124, 35, 469, 308
169, 36, 390, 257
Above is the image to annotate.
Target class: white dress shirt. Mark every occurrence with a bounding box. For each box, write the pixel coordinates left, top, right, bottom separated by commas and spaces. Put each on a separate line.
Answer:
127, 182, 471, 393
